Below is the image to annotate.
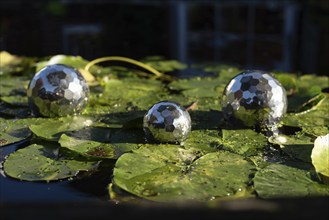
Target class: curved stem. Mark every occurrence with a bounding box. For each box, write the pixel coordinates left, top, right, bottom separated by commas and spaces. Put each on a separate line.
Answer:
84, 56, 163, 77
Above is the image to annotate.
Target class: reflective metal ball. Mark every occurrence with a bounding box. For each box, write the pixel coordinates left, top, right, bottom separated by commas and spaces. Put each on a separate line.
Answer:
143, 101, 192, 144
27, 64, 89, 117
222, 70, 287, 128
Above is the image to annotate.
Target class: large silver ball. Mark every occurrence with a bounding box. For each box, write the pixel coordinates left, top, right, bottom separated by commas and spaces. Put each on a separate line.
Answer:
143, 101, 192, 144
27, 64, 89, 117
222, 70, 287, 128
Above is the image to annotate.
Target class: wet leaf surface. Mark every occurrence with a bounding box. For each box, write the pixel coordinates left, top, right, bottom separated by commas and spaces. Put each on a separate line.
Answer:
3, 143, 99, 181
311, 134, 329, 177
254, 163, 329, 198
220, 129, 268, 156
0, 118, 33, 147
113, 145, 256, 202
59, 127, 144, 159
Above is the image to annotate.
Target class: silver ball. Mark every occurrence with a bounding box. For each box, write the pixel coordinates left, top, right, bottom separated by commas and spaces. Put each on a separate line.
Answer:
222, 70, 287, 128
143, 101, 192, 144
27, 64, 89, 117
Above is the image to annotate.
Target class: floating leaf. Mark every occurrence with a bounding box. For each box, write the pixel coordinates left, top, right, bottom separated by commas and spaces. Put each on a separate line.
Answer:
311, 134, 329, 178
221, 129, 268, 156
282, 94, 329, 136
1, 95, 28, 107
269, 133, 314, 162
0, 51, 22, 67
254, 163, 329, 198
0, 76, 29, 96
0, 118, 33, 147
183, 129, 220, 154
29, 116, 104, 141
97, 78, 165, 110
113, 145, 256, 202
169, 77, 219, 90
143, 57, 187, 72
35, 54, 90, 72
3, 143, 99, 181
287, 75, 329, 112
274, 73, 298, 96
59, 127, 143, 159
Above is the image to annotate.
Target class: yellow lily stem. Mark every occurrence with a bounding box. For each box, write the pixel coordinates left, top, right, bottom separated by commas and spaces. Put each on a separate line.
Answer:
84, 56, 163, 77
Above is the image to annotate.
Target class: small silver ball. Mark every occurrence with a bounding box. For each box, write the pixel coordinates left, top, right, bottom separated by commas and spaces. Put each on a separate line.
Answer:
222, 70, 287, 128
27, 64, 89, 117
143, 101, 192, 144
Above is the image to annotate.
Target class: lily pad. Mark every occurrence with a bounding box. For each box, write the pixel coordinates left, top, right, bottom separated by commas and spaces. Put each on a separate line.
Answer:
142, 57, 187, 72
286, 75, 329, 112
0, 76, 29, 96
59, 127, 144, 159
1, 95, 28, 107
220, 129, 268, 156
183, 129, 221, 154
254, 163, 329, 198
3, 143, 99, 181
168, 77, 224, 100
29, 116, 108, 141
269, 133, 314, 162
113, 145, 256, 202
311, 134, 329, 178
35, 54, 90, 72
0, 118, 33, 147
97, 78, 165, 110
282, 94, 329, 136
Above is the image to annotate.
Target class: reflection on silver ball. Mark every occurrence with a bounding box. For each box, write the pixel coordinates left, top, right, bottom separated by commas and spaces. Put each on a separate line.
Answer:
222, 70, 287, 128
143, 101, 191, 144
27, 64, 89, 117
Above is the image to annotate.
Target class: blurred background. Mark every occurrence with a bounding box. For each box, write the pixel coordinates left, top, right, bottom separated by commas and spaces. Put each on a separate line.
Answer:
0, 0, 328, 75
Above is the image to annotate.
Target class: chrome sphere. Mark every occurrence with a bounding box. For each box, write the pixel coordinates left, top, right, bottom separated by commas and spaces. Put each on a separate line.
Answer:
222, 70, 287, 128
143, 101, 192, 144
27, 64, 89, 117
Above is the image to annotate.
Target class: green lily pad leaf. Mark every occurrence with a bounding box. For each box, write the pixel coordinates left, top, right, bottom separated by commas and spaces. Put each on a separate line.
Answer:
168, 77, 222, 92
113, 145, 256, 202
282, 94, 329, 136
35, 55, 90, 72
3, 143, 99, 181
29, 116, 106, 141
274, 73, 298, 96
59, 133, 117, 159
0, 51, 35, 76
311, 134, 329, 177
0, 51, 22, 67
183, 129, 220, 154
98, 78, 165, 110
1, 95, 28, 107
286, 75, 329, 112
181, 87, 219, 98
254, 163, 329, 198
0, 118, 34, 147
0, 76, 29, 96
142, 57, 187, 72
269, 133, 314, 162
221, 129, 267, 156
59, 127, 144, 159
108, 183, 146, 204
